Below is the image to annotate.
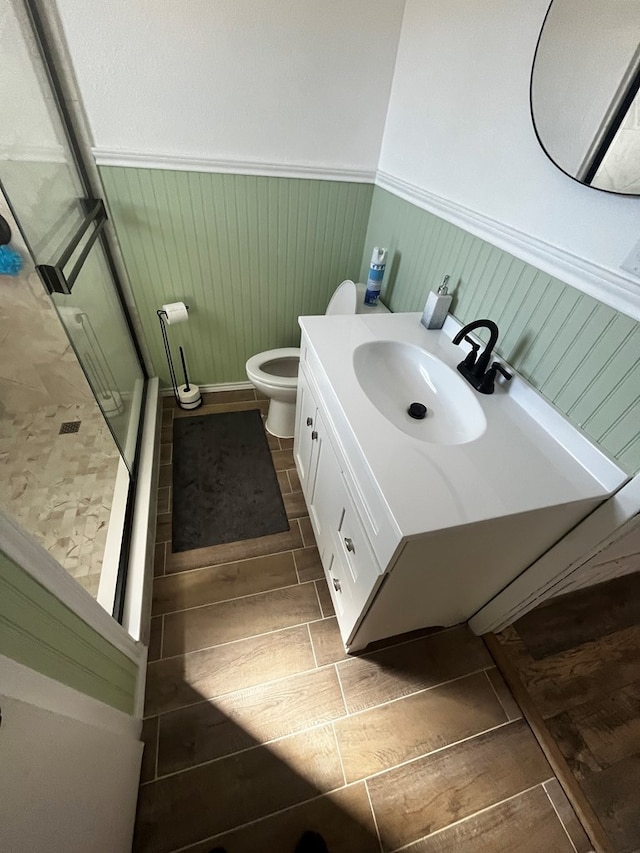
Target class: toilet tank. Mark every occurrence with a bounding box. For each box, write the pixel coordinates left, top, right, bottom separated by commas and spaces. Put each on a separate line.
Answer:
326, 280, 390, 316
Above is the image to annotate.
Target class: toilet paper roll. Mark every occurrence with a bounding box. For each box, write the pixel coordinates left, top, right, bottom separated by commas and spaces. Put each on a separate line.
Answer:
162, 301, 189, 324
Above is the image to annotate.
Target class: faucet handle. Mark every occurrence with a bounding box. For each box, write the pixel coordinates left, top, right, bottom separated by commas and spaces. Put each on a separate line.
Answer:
477, 361, 512, 394
492, 361, 512, 381
462, 336, 480, 367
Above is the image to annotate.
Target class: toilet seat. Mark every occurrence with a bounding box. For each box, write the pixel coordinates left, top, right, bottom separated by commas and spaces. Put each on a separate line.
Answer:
245, 347, 300, 389
246, 280, 390, 437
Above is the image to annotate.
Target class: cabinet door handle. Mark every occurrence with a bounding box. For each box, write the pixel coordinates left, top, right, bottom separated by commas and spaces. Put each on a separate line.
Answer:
311, 430, 318, 440
344, 537, 355, 553
332, 577, 341, 592
306, 417, 313, 427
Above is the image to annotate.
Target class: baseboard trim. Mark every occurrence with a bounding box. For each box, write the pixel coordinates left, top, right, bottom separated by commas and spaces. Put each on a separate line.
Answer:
160, 381, 255, 396
484, 633, 613, 853
93, 148, 375, 184
0, 654, 141, 739
376, 170, 640, 322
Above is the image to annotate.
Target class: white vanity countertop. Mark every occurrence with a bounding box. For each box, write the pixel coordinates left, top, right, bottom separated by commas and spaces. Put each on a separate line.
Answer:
299, 311, 628, 539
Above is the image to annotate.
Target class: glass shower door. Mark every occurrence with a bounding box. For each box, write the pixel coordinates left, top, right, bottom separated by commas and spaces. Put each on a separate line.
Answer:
0, 0, 145, 613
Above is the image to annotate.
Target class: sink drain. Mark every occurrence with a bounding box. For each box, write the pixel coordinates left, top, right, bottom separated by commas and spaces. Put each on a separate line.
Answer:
408, 402, 427, 420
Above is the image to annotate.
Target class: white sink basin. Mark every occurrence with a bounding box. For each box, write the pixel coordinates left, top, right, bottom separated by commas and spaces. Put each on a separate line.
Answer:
353, 340, 487, 445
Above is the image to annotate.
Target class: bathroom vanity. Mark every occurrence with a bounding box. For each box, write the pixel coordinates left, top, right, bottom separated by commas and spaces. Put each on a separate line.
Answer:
294, 312, 626, 652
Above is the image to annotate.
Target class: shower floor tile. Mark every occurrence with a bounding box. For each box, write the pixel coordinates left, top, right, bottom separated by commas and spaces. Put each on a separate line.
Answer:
0, 400, 120, 596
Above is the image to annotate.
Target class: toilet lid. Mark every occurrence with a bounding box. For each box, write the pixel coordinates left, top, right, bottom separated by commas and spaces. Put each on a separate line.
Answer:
326, 279, 390, 315
245, 347, 300, 388
326, 280, 358, 315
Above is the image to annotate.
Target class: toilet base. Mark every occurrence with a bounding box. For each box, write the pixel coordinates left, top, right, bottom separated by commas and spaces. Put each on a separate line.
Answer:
265, 398, 297, 439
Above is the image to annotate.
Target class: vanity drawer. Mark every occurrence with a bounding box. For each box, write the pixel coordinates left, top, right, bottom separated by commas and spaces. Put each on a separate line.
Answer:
336, 478, 381, 592
325, 473, 384, 643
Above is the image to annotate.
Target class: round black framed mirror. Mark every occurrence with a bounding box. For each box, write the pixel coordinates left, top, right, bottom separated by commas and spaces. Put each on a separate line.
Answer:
531, 0, 640, 195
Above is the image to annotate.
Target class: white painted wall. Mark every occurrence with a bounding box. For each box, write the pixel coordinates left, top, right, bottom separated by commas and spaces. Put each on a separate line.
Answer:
54, 0, 406, 173
378, 0, 640, 303
0, 657, 141, 853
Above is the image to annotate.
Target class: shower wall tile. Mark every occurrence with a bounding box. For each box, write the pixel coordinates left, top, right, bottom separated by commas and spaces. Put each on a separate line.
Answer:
100, 168, 373, 387
0, 269, 92, 415
362, 187, 640, 475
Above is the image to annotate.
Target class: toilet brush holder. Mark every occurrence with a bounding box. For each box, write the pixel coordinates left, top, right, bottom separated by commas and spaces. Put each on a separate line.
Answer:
177, 344, 202, 410
177, 383, 202, 409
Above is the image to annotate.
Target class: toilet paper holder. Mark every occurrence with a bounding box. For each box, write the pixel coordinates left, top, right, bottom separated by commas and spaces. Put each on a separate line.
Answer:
157, 304, 202, 410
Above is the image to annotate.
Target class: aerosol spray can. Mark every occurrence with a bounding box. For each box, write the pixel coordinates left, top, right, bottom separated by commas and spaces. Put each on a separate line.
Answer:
364, 247, 387, 306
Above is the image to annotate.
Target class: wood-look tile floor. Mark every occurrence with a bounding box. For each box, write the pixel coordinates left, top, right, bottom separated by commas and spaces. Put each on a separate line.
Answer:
495, 571, 640, 853
135, 389, 592, 853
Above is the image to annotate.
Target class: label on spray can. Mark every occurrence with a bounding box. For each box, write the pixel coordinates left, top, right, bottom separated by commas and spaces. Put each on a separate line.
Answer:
364, 247, 387, 305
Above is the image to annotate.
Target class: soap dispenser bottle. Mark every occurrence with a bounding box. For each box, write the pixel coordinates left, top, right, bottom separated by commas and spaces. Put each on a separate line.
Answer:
420, 275, 452, 329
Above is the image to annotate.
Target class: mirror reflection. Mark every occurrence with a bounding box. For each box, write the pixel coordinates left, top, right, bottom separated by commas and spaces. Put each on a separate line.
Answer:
531, 0, 640, 195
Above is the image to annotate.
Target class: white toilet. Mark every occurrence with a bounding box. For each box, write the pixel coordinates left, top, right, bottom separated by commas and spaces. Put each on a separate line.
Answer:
246, 280, 389, 437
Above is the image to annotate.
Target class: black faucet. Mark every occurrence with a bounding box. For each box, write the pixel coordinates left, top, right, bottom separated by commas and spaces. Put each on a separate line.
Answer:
451, 319, 512, 394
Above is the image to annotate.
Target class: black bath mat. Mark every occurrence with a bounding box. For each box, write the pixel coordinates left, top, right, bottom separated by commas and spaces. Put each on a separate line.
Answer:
171, 409, 289, 552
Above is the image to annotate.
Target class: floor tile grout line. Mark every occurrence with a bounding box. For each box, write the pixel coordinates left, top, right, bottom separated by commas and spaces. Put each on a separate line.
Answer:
334, 663, 350, 717
300, 517, 312, 548
311, 577, 324, 616
144, 660, 342, 719
389, 779, 556, 853
306, 622, 319, 669
340, 664, 498, 720
360, 717, 520, 787
144, 695, 519, 787
163, 781, 367, 853
158, 609, 326, 660
155, 540, 313, 579
331, 721, 348, 788
483, 667, 512, 724
291, 548, 302, 585
151, 619, 465, 677
144, 715, 350, 784
154, 611, 461, 664
159, 614, 164, 659
153, 576, 318, 618
542, 781, 580, 853
364, 778, 385, 853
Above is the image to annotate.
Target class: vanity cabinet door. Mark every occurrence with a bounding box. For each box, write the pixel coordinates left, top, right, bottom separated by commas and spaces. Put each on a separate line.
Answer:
307, 412, 345, 567
293, 368, 318, 499
294, 362, 385, 646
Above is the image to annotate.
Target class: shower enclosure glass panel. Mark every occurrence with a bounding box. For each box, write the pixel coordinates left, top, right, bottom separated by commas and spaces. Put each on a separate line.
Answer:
49, 240, 144, 469
0, 0, 145, 608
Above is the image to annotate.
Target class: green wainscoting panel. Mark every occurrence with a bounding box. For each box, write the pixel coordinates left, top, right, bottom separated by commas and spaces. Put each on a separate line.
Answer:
0, 550, 138, 714
362, 187, 640, 474
100, 168, 373, 386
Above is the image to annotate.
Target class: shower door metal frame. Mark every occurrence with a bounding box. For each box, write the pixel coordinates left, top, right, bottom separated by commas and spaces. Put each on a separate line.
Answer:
21, 0, 150, 623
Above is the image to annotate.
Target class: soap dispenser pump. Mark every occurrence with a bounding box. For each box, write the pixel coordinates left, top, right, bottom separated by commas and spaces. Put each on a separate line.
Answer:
420, 275, 452, 330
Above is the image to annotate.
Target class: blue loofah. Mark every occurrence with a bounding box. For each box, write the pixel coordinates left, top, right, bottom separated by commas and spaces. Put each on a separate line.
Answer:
0, 245, 23, 276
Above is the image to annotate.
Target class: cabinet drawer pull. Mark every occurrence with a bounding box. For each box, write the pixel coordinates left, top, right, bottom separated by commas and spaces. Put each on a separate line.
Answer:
306, 417, 313, 427
311, 430, 318, 440
344, 537, 355, 553
332, 577, 342, 592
